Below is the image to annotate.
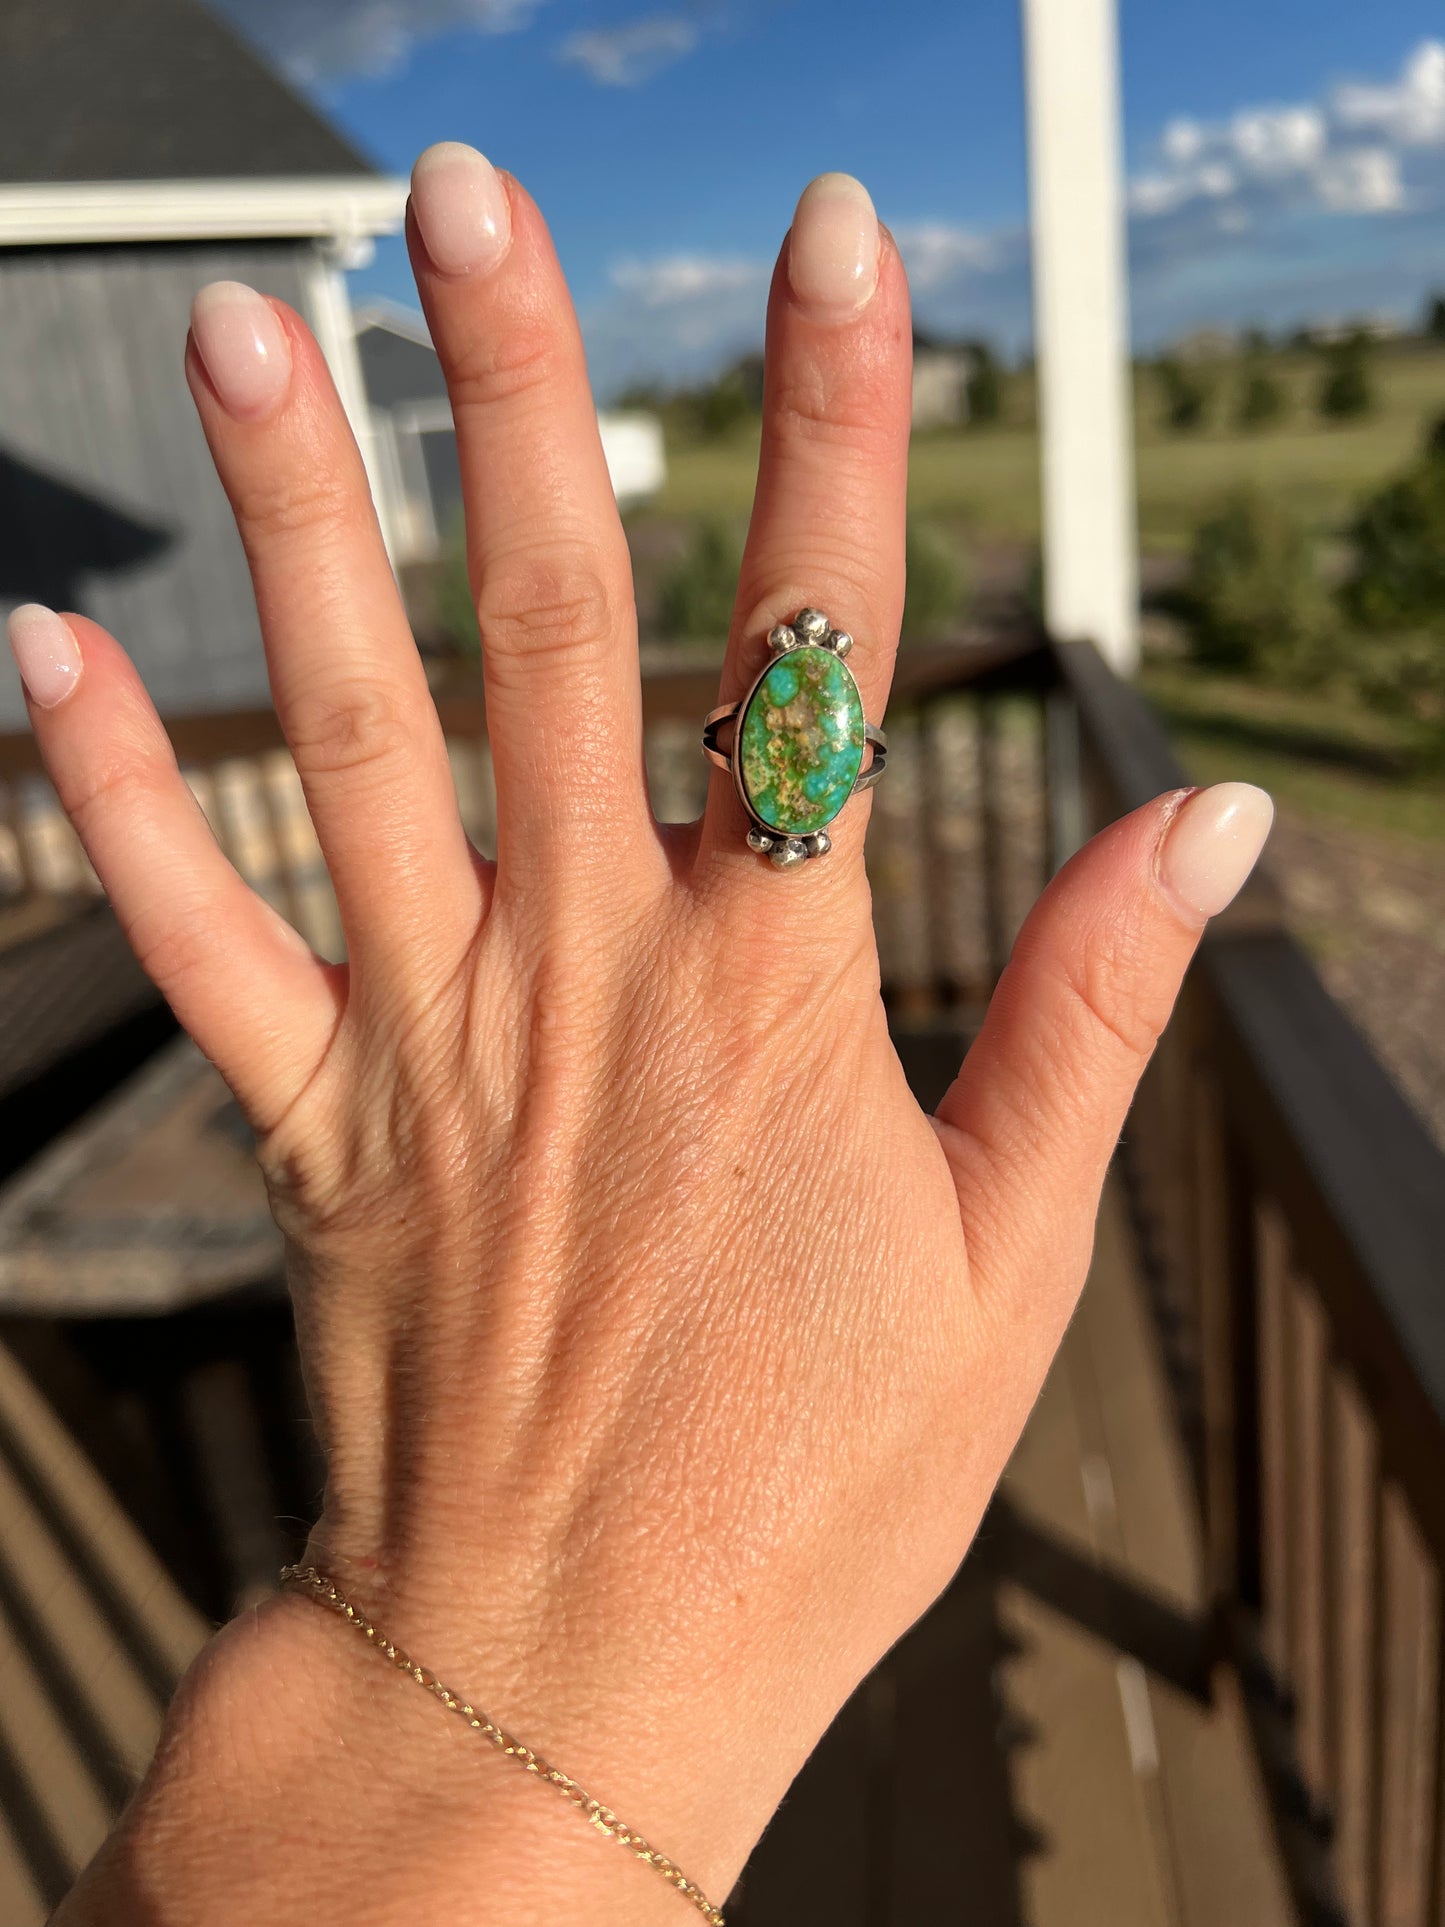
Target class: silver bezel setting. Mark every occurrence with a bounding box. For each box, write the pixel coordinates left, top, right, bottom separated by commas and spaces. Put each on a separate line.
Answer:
701, 610, 888, 866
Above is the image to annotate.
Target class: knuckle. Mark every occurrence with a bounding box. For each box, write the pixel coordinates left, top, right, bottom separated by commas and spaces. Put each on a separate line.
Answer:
769, 358, 899, 451
1050, 932, 1171, 1068
66, 748, 167, 842
447, 330, 565, 415
234, 470, 356, 548
126, 904, 224, 999
477, 550, 627, 675
283, 675, 412, 781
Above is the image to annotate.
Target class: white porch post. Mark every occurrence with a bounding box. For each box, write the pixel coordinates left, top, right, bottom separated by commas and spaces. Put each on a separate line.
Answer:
303, 239, 400, 565
1021, 0, 1138, 673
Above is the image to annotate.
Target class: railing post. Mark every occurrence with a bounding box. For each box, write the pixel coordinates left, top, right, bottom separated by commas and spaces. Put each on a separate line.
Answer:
1021, 0, 1139, 674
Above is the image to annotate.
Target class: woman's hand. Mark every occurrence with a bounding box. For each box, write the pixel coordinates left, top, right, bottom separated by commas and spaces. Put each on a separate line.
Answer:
19, 147, 1271, 1926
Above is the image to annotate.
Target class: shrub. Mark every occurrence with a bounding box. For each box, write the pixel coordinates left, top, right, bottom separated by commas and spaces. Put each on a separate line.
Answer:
1342, 429, 1445, 721
1318, 336, 1374, 420
1235, 365, 1286, 431
1185, 491, 1338, 680
902, 519, 968, 639
1345, 441, 1445, 630
1155, 357, 1213, 433
657, 519, 743, 641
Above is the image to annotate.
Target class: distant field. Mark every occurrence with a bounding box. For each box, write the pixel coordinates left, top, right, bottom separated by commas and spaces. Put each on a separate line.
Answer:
1139, 664, 1445, 846
651, 342, 1445, 555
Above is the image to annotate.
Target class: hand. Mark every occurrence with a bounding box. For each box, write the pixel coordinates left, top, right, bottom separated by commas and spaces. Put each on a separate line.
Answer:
19, 148, 1271, 1926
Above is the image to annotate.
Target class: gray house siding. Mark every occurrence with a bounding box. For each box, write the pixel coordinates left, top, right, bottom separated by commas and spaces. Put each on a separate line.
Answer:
356, 325, 449, 410
0, 240, 322, 726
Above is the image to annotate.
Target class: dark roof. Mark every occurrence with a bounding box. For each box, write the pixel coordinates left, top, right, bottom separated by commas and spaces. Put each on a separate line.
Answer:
0, 0, 374, 184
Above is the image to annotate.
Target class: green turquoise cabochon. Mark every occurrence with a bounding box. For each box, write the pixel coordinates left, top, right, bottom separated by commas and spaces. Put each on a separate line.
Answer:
737, 645, 866, 835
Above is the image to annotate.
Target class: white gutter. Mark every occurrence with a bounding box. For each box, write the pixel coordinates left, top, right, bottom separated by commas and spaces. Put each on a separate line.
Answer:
0, 177, 409, 250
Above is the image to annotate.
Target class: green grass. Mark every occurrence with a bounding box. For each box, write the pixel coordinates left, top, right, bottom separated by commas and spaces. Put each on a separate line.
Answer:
651, 342, 1445, 553
1139, 662, 1445, 846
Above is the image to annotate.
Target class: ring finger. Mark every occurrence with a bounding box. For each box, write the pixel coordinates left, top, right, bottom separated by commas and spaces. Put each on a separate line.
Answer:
695, 174, 912, 893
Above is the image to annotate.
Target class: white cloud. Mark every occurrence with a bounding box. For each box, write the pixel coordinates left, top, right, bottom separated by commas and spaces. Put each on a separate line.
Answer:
1126, 45, 1445, 231
1334, 40, 1445, 147
611, 254, 766, 307
558, 15, 700, 87
1231, 104, 1326, 174
892, 223, 1001, 293
1314, 147, 1405, 214
1161, 118, 1206, 167
208, 0, 543, 83
578, 38, 1445, 387
591, 252, 770, 377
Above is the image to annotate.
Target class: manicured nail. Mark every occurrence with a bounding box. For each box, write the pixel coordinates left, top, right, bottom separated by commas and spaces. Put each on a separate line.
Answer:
410, 142, 512, 278
788, 173, 879, 319
190, 282, 292, 420
1157, 783, 1274, 921
7, 603, 83, 709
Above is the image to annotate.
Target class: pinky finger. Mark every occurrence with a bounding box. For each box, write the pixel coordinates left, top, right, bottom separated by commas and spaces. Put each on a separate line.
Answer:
7, 607, 342, 1130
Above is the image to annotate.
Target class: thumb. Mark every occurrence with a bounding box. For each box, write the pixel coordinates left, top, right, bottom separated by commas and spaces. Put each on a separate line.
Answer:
934, 781, 1273, 1308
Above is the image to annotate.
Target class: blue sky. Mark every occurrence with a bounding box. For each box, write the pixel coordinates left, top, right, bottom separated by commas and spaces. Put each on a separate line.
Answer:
211, 0, 1445, 396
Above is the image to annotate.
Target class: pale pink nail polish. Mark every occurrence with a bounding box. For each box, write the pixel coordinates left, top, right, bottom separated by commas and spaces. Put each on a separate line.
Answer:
1157, 783, 1274, 921
410, 142, 512, 278
788, 173, 880, 319
7, 603, 83, 709
190, 282, 292, 421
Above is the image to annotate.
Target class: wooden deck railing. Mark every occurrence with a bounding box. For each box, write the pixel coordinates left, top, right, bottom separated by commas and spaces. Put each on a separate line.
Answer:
1050, 638, 1445, 1927
2, 630, 1444, 1926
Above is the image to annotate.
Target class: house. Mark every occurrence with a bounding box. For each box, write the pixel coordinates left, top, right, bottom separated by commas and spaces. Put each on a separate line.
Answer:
911, 332, 978, 429
0, 0, 407, 727
357, 302, 666, 571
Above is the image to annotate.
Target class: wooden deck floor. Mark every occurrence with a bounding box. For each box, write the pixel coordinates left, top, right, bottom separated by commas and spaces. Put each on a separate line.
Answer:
731, 1177, 1292, 1925
0, 1051, 1293, 1922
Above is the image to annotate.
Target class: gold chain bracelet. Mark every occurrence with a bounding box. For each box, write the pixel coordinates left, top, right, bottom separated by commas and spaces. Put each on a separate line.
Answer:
279, 1565, 725, 1926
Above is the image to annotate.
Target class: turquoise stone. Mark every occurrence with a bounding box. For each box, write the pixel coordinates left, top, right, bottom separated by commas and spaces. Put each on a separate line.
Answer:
738, 646, 866, 835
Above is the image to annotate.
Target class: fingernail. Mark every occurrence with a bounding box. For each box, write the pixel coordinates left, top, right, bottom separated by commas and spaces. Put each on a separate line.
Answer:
411, 142, 512, 278
1157, 783, 1274, 920
7, 603, 83, 709
788, 172, 879, 319
190, 282, 292, 421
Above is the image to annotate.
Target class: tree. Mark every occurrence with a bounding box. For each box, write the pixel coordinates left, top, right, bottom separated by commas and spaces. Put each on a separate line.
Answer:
1235, 364, 1285, 430
1346, 444, 1445, 632
1424, 293, 1445, 341
965, 341, 1003, 424
1344, 441, 1445, 720
1155, 356, 1212, 433
1318, 334, 1374, 421
658, 520, 743, 641
1186, 491, 1337, 680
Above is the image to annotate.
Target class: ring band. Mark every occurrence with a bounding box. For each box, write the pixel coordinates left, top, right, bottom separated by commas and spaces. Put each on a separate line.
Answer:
702, 607, 887, 867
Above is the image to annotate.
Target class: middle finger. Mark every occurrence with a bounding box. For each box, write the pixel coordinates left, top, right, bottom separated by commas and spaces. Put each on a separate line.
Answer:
408, 144, 657, 903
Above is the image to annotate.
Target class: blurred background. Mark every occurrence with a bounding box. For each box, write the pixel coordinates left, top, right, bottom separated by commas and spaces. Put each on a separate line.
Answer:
0, 2, 1441, 1923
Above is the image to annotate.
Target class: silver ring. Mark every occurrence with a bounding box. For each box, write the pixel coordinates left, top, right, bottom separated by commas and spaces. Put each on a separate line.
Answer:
702, 608, 887, 868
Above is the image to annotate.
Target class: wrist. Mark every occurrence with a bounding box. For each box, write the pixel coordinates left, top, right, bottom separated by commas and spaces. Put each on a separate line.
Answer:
57, 1586, 764, 1927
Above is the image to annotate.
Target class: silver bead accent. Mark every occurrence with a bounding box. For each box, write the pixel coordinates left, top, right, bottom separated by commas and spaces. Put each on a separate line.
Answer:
828, 629, 853, 659
805, 830, 832, 858
767, 623, 796, 655
794, 607, 829, 642
746, 827, 775, 854
769, 838, 808, 869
